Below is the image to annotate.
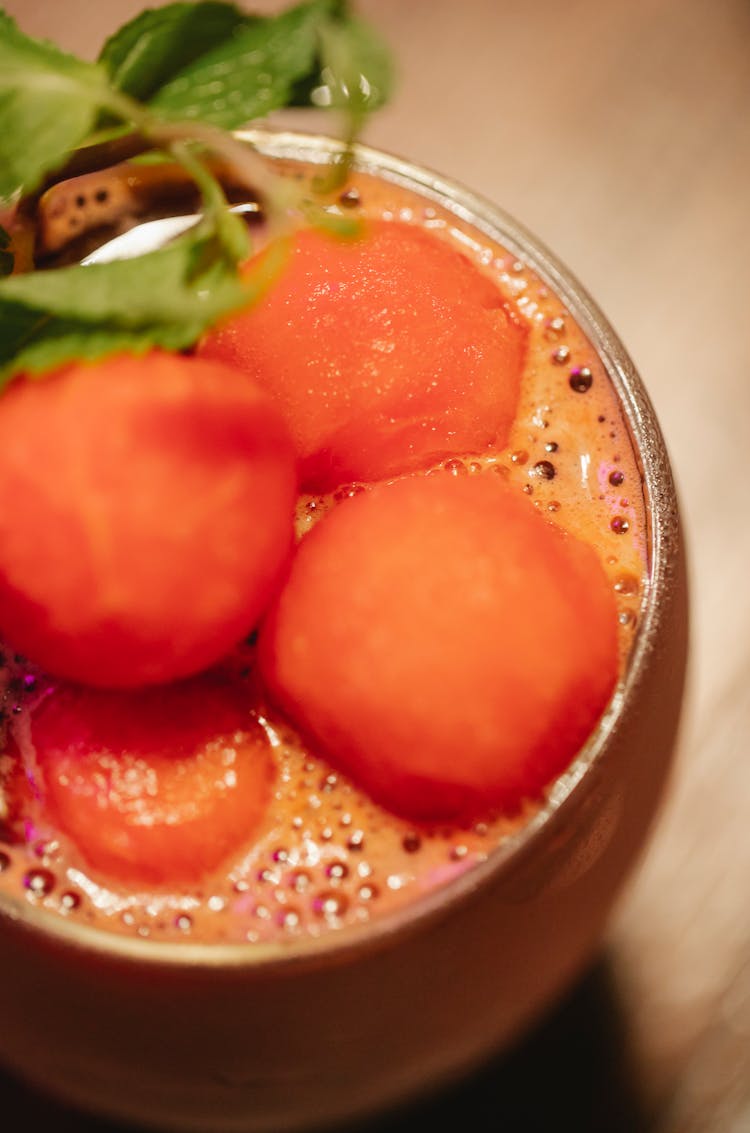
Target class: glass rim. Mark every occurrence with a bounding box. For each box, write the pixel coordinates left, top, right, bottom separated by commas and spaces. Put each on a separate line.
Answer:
0, 128, 680, 971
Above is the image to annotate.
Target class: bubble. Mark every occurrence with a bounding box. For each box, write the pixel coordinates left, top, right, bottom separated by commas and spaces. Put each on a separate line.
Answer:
59, 890, 81, 913
358, 883, 380, 902
175, 913, 193, 933
339, 187, 360, 208
569, 367, 593, 393
24, 868, 55, 897
289, 869, 312, 893
278, 909, 301, 930
312, 891, 349, 919
531, 460, 556, 480
611, 516, 630, 535
544, 316, 566, 341
443, 458, 468, 476
326, 861, 349, 884
552, 346, 571, 365
346, 830, 365, 851
402, 833, 421, 854
609, 469, 625, 486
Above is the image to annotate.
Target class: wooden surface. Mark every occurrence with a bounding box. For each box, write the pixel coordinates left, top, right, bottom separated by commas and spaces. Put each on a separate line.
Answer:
2, 1, 749, 1130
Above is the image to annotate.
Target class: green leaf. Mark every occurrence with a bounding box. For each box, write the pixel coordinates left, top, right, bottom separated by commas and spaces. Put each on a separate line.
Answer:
0, 227, 287, 385
99, 1, 250, 103
148, 0, 339, 128
0, 12, 112, 199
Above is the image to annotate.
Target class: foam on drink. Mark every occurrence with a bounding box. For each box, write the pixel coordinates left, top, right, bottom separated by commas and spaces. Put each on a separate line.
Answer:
0, 165, 647, 947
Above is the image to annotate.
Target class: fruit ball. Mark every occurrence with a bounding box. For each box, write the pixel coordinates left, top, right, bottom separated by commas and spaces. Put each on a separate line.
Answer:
199, 221, 528, 492
0, 351, 297, 687
259, 472, 619, 821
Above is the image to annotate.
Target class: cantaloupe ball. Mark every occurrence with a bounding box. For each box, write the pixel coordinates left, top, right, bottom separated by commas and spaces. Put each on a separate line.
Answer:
200, 221, 527, 492
0, 351, 297, 687
29, 670, 274, 885
259, 473, 619, 821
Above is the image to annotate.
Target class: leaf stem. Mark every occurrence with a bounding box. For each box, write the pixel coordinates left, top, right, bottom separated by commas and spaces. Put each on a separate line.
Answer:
145, 119, 305, 225
166, 139, 249, 264
97, 86, 308, 236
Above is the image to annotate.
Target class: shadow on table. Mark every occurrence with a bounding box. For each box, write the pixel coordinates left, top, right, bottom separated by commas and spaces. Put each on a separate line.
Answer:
0, 950, 653, 1133
361, 951, 654, 1133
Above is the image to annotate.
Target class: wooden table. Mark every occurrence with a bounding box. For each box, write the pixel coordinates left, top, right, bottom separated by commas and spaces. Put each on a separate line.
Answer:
2, 1, 749, 1129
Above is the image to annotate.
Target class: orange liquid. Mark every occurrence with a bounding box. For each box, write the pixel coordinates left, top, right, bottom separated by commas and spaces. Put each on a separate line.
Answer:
0, 171, 647, 947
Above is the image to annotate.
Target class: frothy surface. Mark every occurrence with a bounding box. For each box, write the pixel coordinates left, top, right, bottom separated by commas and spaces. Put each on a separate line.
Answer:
0, 167, 647, 947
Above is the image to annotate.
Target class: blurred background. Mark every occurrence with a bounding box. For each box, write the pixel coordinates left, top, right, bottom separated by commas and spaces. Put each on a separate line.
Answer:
2, 1, 749, 1130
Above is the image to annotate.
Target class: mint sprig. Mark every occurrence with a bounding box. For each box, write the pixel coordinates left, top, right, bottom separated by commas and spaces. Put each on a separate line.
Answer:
0, 1, 392, 384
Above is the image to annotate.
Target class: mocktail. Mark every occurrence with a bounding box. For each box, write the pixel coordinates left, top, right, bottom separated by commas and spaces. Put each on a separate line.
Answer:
0, 132, 687, 1133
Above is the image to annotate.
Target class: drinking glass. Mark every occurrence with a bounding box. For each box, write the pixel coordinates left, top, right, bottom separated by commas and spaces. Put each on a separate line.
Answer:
0, 130, 688, 1133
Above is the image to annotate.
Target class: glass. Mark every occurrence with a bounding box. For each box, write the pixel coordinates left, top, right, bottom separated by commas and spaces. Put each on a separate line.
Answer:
0, 130, 688, 1133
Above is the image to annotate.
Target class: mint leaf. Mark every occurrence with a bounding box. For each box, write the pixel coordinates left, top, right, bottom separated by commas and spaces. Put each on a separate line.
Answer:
148, 0, 338, 127
0, 225, 13, 277
99, 2, 250, 103
0, 228, 286, 384
0, 304, 197, 379
0, 12, 112, 199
